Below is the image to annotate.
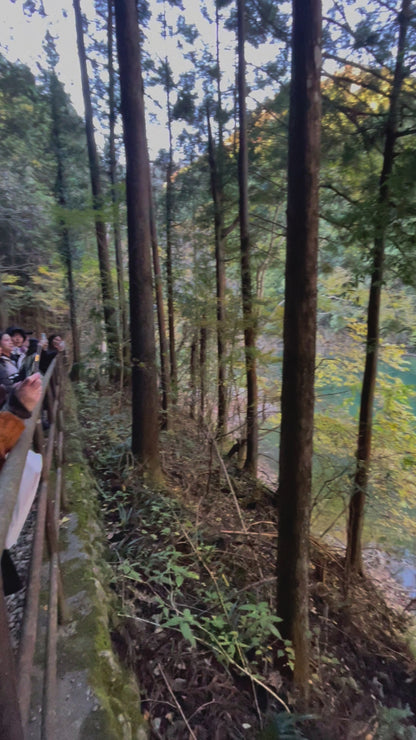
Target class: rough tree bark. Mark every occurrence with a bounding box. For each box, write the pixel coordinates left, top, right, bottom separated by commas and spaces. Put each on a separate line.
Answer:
346, 0, 411, 577
276, 0, 322, 696
237, 0, 258, 477
207, 110, 227, 439
149, 180, 170, 430
114, 0, 161, 478
190, 334, 197, 420
161, 6, 178, 402
199, 320, 207, 426
107, 0, 129, 370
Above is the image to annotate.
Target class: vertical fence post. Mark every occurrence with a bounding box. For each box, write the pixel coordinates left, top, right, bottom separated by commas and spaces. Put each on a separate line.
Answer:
0, 587, 24, 740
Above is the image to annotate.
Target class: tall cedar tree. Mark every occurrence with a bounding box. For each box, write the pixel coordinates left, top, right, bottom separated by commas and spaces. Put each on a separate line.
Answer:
206, 3, 228, 439
49, 69, 81, 380
200, 320, 207, 424
107, 0, 129, 370
72, 0, 119, 371
161, 5, 178, 403
114, 0, 161, 478
190, 333, 197, 419
346, 0, 412, 577
237, 0, 258, 476
207, 107, 228, 438
43, 31, 81, 375
149, 181, 171, 430
276, 0, 321, 694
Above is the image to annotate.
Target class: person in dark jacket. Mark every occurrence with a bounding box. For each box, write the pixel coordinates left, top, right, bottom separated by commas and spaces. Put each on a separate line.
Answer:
18, 338, 40, 380
38, 333, 65, 374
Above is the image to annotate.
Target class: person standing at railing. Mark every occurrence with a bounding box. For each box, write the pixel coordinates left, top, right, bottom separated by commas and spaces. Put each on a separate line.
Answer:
0, 371, 42, 594
6, 326, 33, 370
17, 338, 41, 380
1, 328, 51, 380
39, 333, 65, 374
0, 332, 20, 385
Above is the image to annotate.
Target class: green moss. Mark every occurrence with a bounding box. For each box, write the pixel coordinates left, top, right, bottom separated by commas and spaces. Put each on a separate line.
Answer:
56, 383, 148, 739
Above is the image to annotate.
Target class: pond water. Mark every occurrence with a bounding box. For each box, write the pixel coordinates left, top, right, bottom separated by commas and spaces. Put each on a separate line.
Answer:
258, 353, 416, 604
316, 354, 416, 416
386, 551, 416, 599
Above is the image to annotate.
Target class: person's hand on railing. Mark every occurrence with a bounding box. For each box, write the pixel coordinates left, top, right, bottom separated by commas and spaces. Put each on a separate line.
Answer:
13, 373, 42, 413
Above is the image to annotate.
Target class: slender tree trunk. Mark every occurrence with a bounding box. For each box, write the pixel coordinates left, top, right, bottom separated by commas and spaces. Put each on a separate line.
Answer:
73, 0, 119, 372
165, 106, 177, 402
159, 5, 177, 402
199, 320, 207, 426
346, 0, 411, 577
276, 0, 322, 697
215, 5, 227, 438
149, 180, 170, 430
66, 244, 81, 380
190, 335, 197, 420
50, 71, 81, 380
237, 0, 258, 477
114, 0, 161, 479
164, 52, 178, 402
215, 5, 224, 170
0, 277, 8, 330
207, 110, 227, 438
107, 0, 129, 370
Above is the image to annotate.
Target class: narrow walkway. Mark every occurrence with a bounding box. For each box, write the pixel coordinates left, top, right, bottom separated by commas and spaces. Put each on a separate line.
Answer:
1, 375, 147, 739
27, 508, 145, 740
28, 387, 147, 739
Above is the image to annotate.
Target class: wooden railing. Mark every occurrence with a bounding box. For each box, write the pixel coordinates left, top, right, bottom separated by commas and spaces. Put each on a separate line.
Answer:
0, 357, 67, 739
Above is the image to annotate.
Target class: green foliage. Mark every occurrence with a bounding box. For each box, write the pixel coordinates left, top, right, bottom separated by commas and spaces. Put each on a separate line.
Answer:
259, 711, 313, 739
0, 53, 92, 326
115, 491, 286, 668
374, 706, 416, 740
0, 55, 56, 275
311, 269, 416, 548
114, 489, 292, 692
234, 601, 283, 650
172, 79, 197, 123
76, 387, 291, 708
169, 43, 416, 538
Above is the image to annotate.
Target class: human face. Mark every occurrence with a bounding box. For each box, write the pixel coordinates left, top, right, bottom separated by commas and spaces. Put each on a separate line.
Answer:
12, 332, 25, 347
52, 336, 64, 351
0, 334, 13, 357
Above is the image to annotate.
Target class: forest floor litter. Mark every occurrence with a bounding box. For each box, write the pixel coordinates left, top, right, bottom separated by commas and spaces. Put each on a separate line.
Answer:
78, 387, 416, 739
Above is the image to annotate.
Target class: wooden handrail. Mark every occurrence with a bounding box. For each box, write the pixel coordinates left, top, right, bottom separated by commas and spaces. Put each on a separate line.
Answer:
0, 356, 65, 739
0, 359, 56, 552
